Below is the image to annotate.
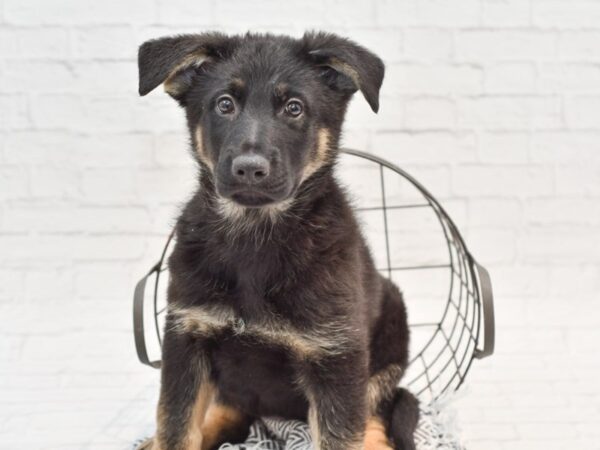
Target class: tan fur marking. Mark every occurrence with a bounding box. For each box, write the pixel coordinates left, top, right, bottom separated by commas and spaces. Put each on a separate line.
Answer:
231, 77, 245, 90
195, 126, 214, 171
215, 197, 294, 226
146, 381, 214, 450
328, 56, 361, 90
184, 381, 215, 450
301, 128, 331, 183
274, 82, 289, 97
200, 403, 246, 450
164, 51, 209, 96
169, 305, 350, 359
364, 417, 393, 450
307, 399, 363, 450
307, 403, 321, 449
216, 197, 247, 221
136, 400, 167, 449
367, 364, 403, 415
156, 401, 166, 448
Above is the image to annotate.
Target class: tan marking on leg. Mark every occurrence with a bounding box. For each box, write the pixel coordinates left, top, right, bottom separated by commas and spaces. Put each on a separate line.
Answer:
142, 400, 167, 450
195, 126, 214, 171
306, 395, 363, 450
307, 403, 321, 449
185, 382, 215, 450
367, 364, 403, 415
200, 403, 246, 450
364, 417, 393, 450
301, 128, 331, 183
154, 381, 214, 450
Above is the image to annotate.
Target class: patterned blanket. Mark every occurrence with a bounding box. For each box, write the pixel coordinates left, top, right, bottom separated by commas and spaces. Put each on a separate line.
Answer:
216, 406, 463, 450
135, 398, 463, 450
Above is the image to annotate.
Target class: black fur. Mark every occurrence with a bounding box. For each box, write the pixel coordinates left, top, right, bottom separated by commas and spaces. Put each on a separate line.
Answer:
137, 31, 418, 450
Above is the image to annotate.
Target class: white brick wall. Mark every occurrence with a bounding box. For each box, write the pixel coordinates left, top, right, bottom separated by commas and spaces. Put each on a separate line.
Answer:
1, 1, 599, 449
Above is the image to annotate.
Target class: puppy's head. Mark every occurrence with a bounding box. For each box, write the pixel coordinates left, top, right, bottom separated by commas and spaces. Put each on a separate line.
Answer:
138, 32, 384, 209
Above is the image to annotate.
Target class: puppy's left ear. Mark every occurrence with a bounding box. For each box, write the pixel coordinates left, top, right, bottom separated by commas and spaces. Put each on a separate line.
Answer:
303, 32, 385, 113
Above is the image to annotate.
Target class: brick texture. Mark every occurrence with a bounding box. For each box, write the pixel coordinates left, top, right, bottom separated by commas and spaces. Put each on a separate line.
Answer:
1, 1, 599, 449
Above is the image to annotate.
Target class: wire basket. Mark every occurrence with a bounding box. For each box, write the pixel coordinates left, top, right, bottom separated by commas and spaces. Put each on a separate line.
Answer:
133, 148, 495, 404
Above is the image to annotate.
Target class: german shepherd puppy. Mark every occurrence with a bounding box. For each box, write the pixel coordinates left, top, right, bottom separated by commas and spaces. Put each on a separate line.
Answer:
136, 32, 419, 450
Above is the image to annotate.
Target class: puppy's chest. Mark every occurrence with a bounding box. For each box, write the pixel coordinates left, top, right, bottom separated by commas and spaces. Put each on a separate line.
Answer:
171, 252, 350, 357
169, 301, 349, 359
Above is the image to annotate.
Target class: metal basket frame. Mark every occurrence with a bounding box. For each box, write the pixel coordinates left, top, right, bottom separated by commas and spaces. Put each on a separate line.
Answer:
133, 148, 495, 401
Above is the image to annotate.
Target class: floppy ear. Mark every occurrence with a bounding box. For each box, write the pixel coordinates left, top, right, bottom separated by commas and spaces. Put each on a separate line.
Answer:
138, 33, 236, 102
303, 32, 385, 113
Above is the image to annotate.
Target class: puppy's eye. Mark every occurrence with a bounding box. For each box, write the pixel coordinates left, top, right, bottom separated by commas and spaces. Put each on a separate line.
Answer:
285, 99, 303, 117
216, 96, 235, 114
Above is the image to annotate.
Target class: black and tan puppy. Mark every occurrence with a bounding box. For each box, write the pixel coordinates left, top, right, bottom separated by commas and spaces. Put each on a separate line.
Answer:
136, 32, 419, 450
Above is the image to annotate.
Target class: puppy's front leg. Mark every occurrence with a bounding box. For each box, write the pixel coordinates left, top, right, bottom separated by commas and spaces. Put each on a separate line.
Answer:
301, 350, 369, 450
153, 328, 213, 450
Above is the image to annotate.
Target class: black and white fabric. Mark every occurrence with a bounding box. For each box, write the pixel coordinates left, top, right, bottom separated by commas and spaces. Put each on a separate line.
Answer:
218, 418, 312, 450
216, 402, 463, 450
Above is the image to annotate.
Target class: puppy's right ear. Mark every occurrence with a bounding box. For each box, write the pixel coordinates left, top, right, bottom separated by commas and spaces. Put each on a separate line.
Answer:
138, 33, 236, 102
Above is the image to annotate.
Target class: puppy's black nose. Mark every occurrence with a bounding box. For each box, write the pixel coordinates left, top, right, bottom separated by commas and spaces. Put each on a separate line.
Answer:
231, 154, 270, 184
